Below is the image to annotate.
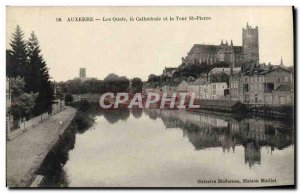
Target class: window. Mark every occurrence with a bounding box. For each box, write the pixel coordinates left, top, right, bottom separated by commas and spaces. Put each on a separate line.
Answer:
243, 84, 249, 92
284, 76, 289, 82
264, 83, 274, 93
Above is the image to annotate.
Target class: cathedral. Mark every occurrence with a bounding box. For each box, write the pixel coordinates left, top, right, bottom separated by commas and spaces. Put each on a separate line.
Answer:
182, 23, 259, 68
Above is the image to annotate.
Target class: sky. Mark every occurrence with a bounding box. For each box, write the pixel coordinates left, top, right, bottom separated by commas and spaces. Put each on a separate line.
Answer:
6, 6, 294, 81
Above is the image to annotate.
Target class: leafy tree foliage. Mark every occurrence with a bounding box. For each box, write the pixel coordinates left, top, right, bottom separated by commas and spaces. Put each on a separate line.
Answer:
7, 27, 54, 116
9, 77, 38, 124
65, 93, 74, 105
147, 74, 162, 88
131, 77, 143, 93
59, 74, 130, 94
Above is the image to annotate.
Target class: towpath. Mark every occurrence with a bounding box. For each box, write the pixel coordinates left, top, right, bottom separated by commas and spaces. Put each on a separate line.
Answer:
7, 106, 76, 187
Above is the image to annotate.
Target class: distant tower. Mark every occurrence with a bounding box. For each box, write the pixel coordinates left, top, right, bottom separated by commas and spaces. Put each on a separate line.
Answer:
242, 22, 259, 66
79, 68, 86, 78
280, 57, 284, 66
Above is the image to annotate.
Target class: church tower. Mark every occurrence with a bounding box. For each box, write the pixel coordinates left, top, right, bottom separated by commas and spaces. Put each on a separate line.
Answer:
242, 22, 259, 65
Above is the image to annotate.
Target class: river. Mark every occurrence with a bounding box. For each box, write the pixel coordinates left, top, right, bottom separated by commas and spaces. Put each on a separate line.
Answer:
39, 109, 294, 187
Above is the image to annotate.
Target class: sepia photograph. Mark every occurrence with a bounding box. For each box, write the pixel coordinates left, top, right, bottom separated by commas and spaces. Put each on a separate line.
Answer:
5, 6, 295, 188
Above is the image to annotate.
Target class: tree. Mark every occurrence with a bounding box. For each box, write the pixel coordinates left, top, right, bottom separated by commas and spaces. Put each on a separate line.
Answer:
131, 77, 143, 93
7, 28, 54, 116
147, 74, 161, 88
9, 77, 38, 127
26, 32, 54, 115
8, 25, 28, 78
25, 32, 42, 93
65, 93, 74, 105
103, 73, 129, 93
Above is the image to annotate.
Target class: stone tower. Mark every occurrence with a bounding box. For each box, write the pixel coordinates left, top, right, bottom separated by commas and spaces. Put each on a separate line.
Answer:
79, 68, 86, 78
242, 22, 259, 65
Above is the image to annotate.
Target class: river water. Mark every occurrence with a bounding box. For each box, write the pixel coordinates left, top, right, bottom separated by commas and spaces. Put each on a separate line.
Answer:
40, 109, 294, 187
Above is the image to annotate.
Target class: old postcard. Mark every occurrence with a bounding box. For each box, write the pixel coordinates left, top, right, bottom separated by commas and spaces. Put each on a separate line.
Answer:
6, 6, 295, 188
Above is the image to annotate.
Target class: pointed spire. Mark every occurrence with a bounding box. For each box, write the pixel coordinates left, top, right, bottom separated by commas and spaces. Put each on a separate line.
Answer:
221, 39, 223, 45
225, 40, 228, 45
230, 40, 233, 46
246, 22, 249, 28
280, 57, 284, 66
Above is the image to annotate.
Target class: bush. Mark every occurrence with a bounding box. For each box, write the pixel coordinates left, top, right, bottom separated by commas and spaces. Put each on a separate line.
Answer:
65, 93, 74, 105
73, 111, 95, 133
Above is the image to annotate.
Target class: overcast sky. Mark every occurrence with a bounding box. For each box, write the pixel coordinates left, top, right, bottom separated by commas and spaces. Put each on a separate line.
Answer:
6, 6, 293, 81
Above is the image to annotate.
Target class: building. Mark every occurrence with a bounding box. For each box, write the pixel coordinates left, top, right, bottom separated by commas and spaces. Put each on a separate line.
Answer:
209, 67, 241, 76
229, 62, 293, 105
229, 72, 242, 101
188, 77, 207, 99
80, 68, 86, 78
200, 82, 228, 100
161, 85, 176, 93
75, 68, 94, 82
242, 23, 259, 64
176, 80, 189, 92
182, 23, 259, 67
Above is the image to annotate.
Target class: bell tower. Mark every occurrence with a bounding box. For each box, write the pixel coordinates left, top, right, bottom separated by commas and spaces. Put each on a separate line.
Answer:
242, 22, 259, 66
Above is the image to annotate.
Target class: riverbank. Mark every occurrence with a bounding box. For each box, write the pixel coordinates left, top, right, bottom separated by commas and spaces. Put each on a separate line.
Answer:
6, 106, 77, 187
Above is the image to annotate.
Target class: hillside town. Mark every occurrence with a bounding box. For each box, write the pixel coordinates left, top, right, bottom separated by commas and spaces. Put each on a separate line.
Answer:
145, 23, 294, 108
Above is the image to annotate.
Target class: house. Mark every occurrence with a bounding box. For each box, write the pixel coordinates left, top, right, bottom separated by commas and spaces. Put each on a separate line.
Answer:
177, 80, 189, 92
229, 72, 242, 101
200, 82, 228, 100
187, 77, 208, 99
241, 66, 293, 105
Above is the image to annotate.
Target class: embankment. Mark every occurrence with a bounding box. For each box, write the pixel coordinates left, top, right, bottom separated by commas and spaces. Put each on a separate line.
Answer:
7, 107, 76, 187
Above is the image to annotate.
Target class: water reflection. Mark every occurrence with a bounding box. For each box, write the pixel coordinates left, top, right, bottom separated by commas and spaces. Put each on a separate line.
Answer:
37, 123, 76, 187
38, 108, 294, 187
144, 109, 294, 168
102, 109, 130, 124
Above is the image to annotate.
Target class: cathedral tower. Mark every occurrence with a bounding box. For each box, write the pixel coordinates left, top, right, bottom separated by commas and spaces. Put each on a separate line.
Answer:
242, 22, 259, 65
